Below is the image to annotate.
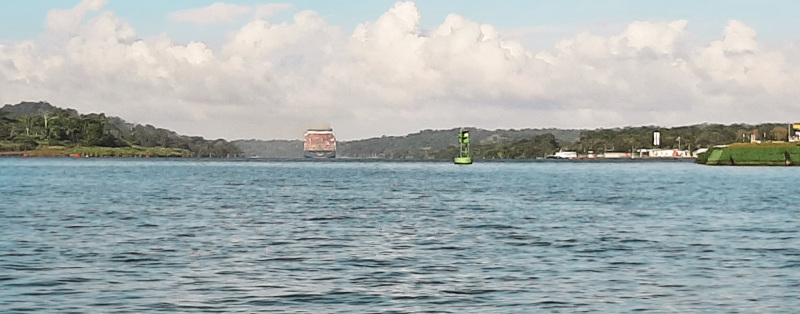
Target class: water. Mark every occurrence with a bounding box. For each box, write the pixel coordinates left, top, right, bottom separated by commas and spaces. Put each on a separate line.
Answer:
1, 158, 798, 312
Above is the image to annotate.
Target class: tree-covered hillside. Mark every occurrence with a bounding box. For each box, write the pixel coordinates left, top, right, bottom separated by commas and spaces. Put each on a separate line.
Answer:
339, 128, 580, 159
0, 101, 241, 157
566, 124, 791, 154
234, 139, 303, 158
432, 133, 561, 159
234, 128, 581, 158
234, 123, 794, 159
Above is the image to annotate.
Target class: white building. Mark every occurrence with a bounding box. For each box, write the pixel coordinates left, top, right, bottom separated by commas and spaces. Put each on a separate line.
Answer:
600, 152, 631, 159
647, 149, 692, 158
548, 150, 578, 159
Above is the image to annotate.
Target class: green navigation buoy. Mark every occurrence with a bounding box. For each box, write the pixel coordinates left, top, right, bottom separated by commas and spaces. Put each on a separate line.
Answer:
454, 128, 472, 164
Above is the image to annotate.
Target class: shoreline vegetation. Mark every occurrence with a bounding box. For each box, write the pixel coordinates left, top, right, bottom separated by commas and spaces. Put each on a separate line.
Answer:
0, 145, 189, 158
5, 101, 798, 163
1, 101, 240, 158
236, 123, 794, 160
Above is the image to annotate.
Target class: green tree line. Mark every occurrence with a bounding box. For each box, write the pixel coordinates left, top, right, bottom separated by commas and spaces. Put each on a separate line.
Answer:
429, 123, 793, 160
234, 123, 795, 160
0, 102, 241, 157
565, 123, 791, 154
431, 133, 560, 159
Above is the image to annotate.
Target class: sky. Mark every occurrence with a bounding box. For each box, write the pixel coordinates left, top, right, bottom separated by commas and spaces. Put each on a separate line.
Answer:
1, 1, 799, 140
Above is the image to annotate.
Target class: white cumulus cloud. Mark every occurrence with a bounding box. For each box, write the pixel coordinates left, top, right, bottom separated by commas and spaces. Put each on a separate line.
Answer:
45, 0, 107, 36
2, 1, 800, 140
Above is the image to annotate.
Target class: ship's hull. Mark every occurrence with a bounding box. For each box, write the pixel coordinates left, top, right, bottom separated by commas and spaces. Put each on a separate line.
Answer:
304, 150, 336, 158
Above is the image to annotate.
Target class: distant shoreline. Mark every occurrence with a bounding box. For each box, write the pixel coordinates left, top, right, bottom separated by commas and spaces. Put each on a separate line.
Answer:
0, 146, 190, 158
1, 154, 698, 163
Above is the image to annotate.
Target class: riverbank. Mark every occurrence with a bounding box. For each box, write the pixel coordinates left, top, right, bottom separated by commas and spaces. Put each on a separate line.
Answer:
696, 142, 800, 166
0, 145, 190, 157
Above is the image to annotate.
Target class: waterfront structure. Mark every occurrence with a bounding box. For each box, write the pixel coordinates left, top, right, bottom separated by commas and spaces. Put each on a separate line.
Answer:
648, 149, 692, 158
546, 150, 578, 159
599, 152, 631, 159
790, 124, 800, 142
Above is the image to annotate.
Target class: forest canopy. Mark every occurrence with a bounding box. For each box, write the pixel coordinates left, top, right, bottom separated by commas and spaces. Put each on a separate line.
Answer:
0, 101, 240, 157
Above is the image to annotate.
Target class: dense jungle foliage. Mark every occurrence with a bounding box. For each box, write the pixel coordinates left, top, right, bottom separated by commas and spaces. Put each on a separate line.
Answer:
0, 102, 241, 157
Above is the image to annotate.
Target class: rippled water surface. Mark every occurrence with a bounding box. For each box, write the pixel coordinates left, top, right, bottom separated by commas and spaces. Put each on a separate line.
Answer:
1, 158, 799, 312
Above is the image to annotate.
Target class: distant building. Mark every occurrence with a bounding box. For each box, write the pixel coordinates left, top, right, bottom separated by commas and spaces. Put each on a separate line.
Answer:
790, 124, 800, 142
647, 149, 691, 158
600, 152, 631, 159
547, 150, 578, 159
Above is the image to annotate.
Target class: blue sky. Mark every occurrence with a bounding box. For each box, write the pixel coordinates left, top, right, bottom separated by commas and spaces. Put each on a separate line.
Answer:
1, 0, 796, 45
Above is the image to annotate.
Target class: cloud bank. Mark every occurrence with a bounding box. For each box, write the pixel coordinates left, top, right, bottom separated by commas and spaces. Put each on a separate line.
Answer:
2, 0, 799, 140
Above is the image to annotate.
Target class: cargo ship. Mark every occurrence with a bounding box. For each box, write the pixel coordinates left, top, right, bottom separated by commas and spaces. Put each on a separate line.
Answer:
303, 128, 336, 158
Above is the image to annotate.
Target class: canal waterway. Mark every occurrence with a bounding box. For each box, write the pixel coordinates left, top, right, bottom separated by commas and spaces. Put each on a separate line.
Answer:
1, 158, 798, 312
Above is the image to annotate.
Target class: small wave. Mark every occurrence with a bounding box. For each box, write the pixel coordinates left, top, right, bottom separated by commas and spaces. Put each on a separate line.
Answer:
6, 280, 64, 287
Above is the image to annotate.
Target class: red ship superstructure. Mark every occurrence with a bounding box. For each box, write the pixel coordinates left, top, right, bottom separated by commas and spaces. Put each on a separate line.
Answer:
303, 129, 336, 158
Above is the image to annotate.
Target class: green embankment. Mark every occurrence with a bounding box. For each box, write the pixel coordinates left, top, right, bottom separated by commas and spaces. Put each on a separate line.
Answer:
72, 146, 188, 157
0, 144, 189, 157
697, 142, 800, 166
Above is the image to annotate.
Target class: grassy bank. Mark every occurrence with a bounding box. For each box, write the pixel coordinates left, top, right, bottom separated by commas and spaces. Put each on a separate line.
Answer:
0, 144, 189, 157
697, 142, 800, 166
